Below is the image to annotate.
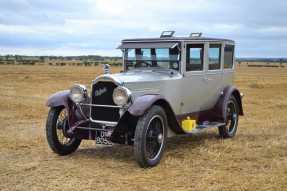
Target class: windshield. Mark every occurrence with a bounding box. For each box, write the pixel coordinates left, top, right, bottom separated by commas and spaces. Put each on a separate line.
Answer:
124, 47, 180, 71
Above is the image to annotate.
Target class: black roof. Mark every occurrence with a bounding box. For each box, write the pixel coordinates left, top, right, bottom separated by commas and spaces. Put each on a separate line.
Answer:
122, 36, 234, 44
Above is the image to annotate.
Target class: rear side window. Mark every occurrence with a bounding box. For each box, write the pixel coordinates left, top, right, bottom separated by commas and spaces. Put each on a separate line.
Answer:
224, 45, 234, 69
186, 44, 204, 71
208, 44, 221, 70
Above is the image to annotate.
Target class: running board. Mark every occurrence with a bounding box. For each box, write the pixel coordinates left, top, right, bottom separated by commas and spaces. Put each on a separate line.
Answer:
190, 122, 225, 134
197, 122, 225, 129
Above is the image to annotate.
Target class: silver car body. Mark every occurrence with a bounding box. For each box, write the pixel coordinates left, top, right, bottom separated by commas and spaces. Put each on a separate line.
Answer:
46, 34, 243, 143
94, 37, 235, 117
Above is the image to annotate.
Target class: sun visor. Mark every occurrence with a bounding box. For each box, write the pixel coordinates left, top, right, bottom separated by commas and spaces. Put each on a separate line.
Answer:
117, 42, 179, 49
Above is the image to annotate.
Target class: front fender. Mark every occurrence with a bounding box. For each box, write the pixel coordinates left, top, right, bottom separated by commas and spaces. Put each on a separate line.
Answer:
128, 94, 164, 116
127, 94, 184, 135
46, 90, 70, 107
46, 90, 89, 130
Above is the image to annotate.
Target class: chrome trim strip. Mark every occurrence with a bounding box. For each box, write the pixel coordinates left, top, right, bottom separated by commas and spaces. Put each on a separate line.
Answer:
92, 75, 123, 86
77, 127, 112, 131
89, 118, 118, 127
80, 103, 121, 108
131, 88, 160, 92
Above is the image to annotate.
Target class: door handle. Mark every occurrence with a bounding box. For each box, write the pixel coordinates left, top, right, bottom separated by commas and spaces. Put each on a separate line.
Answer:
204, 77, 211, 81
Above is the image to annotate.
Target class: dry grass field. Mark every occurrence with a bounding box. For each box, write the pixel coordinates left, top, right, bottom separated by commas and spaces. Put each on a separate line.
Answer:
0, 65, 287, 191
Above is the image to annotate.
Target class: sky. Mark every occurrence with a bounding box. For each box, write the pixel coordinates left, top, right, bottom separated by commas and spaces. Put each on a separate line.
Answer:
0, 0, 286, 57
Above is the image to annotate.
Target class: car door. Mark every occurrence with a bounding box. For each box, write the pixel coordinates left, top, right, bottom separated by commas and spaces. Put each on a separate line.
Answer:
180, 42, 209, 114
203, 42, 224, 109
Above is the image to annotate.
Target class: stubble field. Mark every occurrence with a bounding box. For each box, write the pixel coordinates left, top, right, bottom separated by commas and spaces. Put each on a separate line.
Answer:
0, 65, 286, 190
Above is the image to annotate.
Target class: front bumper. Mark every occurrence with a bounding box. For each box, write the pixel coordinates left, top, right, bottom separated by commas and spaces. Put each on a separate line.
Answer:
67, 103, 125, 141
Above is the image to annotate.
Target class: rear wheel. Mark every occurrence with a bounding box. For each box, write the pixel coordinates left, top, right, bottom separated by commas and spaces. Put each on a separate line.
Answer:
134, 105, 167, 168
46, 107, 81, 155
218, 96, 239, 138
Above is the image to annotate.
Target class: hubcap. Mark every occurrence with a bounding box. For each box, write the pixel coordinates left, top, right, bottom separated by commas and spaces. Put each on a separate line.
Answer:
145, 115, 164, 160
157, 134, 163, 144
226, 101, 238, 134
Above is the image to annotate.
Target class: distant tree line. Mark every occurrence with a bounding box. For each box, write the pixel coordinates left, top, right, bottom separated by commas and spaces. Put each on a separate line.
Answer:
236, 58, 287, 63
0, 55, 122, 66
0, 55, 121, 61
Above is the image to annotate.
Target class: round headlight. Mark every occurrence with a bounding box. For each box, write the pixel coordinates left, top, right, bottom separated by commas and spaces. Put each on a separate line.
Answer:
113, 86, 131, 106
69, 84, 87, 103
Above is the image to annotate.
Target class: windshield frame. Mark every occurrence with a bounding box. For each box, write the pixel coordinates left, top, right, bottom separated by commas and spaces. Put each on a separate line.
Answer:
122, 44, 181, 72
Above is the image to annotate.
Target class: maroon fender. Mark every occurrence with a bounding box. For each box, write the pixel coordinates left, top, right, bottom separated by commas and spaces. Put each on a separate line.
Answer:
46, 90, 70, 108
46, 90, 89, 126
128, 94, 184, 134
128, 94, 165, 116
214, 86, 244, 122
46, 90, 81, 129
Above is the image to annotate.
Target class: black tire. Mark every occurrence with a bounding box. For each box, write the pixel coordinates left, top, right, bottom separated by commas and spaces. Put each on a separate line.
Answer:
46, 107, 81, 155
134, 105, 167, 168
218, 96, 239, 138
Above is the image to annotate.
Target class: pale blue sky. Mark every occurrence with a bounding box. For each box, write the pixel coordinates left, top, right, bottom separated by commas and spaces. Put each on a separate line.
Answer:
0, 0, 286, 57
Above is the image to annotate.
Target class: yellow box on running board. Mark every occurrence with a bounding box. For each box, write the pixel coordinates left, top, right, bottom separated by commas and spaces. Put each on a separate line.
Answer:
182, 117, 197, 133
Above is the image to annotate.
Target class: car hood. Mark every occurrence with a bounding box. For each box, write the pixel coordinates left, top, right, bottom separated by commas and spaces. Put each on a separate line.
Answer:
108, 69, 182, 84
92, 69, 182, 99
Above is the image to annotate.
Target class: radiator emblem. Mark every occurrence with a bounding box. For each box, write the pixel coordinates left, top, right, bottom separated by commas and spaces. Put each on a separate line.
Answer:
94, 87, 107, 97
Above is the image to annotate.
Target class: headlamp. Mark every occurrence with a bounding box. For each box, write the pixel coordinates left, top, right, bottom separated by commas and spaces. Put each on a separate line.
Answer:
113, 86, 131, 106
69, 84, 87, 103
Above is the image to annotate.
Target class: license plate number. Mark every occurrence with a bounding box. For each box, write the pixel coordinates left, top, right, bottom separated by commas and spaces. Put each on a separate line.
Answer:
95, 130, 112, 145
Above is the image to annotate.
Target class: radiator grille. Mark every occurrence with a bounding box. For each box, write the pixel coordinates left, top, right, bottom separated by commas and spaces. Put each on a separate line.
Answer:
91, 81, 120, 122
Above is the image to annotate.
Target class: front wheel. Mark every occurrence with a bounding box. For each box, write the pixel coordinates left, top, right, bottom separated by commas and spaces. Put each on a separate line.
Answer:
46, 107, 81, 155
134, 105, 167, 168
218, 96, 239, 138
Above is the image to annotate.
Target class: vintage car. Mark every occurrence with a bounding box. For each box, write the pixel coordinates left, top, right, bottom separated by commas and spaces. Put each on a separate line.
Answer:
46, 31, 244, 168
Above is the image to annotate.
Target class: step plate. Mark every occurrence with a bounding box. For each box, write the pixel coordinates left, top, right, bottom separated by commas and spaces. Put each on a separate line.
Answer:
190, 122, 226, 134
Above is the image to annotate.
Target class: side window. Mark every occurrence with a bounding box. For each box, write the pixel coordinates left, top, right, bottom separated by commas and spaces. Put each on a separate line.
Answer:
127, 49, 136, 60
156, 48, 169, 69
208, 44, 221, 70
136, 48, 152, 67
125, 49, 136, 70
186, 44, 204, 71
224, 45, 234, 69
141, 49, 151, 60
155, 48, 169, 60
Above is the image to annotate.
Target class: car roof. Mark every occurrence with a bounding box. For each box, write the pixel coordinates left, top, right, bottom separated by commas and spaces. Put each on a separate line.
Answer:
122, 37, 235, 44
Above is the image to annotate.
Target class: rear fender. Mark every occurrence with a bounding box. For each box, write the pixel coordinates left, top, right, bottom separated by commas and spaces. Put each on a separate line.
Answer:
214, 86, 244, 122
